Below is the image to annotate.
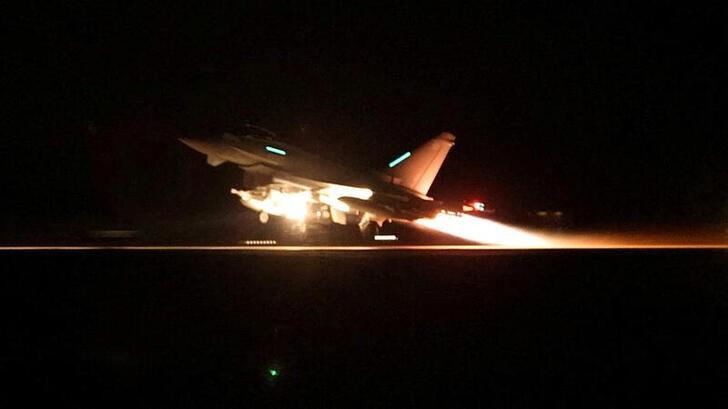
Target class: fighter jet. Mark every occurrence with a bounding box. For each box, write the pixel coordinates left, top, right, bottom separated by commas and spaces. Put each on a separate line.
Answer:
179, 127, 455, 236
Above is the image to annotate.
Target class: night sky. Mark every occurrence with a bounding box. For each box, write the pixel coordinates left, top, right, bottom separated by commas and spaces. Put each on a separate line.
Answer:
3, 2, 725, 237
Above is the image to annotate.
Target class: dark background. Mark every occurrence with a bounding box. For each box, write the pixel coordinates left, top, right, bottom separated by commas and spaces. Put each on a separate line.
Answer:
2, 2, 725, 238
2, 4, 727, 406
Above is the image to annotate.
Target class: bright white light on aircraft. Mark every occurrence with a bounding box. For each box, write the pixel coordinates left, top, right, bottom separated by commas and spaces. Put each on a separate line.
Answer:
318, 196, 349, 212
287, 193, 310, 220
318, 185, 374, 212
266, 190, 310, 221
232, 188, 311, 222
265, 145, 287, 156
388, 151, 412, 168
415, 213, 547, 247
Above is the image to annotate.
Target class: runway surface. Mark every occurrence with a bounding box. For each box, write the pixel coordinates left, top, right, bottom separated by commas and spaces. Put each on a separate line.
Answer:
3, 246, 727, 407
1, 244, 727, 251
3, 228, 725, 251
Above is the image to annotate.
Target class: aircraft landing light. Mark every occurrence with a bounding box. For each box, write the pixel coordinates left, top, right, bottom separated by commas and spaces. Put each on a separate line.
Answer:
265, 145, 287, 156
374, 235, 398, 241
388, 151, 412, 168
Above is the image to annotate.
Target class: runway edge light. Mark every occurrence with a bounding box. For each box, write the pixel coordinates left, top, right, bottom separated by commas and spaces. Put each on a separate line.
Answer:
374, 235, 398, 241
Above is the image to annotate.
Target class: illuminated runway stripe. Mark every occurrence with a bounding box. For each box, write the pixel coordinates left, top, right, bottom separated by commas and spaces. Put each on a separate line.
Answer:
0, 245, 727, 251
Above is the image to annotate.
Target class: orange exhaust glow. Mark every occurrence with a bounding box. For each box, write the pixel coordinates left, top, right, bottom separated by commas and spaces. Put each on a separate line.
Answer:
415, 212, 549, 247
416, 212, 727, 248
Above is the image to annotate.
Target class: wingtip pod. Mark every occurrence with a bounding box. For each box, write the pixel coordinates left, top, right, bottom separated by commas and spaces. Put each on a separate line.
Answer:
436, 132, 456, 144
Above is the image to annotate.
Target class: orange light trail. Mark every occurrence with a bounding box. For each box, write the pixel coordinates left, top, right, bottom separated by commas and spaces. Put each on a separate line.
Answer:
415, 212, 728, 249
415, 212, 549, 247
0, 244, 725, 251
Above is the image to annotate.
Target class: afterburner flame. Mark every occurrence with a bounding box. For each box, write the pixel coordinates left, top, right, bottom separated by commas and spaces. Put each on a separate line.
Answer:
232, 185, 374, 220
415, 212, 548, 247
272, 190, 311, 221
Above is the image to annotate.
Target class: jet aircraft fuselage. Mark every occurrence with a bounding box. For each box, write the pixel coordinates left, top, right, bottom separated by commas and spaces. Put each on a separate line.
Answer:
179, 130, 455, 233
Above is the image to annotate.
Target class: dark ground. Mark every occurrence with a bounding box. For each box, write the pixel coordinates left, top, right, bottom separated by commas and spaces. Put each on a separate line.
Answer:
2, 249, 728, 407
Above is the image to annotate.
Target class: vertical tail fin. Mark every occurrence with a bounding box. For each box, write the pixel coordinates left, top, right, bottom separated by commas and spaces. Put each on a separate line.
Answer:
383, 132, 456, 196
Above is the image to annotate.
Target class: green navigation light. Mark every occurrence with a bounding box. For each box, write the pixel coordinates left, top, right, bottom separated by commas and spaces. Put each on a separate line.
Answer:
268, 369, 278, 377
265, 146, 287, 156
388, 151, 412, 168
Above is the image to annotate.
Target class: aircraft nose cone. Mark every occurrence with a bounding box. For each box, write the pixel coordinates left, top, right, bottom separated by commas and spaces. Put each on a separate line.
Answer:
178, 137, 195, 147
178, 137, 210, 153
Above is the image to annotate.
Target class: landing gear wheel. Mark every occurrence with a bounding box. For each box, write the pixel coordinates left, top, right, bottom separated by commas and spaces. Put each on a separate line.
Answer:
361, 222, 380, 242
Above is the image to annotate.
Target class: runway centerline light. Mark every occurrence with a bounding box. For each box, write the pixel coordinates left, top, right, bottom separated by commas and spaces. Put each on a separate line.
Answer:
265, 145, 287, 156
374, 235, 398, 241
388, 151, 412, 168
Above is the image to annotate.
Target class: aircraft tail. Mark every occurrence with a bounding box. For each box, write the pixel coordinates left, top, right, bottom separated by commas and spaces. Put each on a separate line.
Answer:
383, 132, 455, 196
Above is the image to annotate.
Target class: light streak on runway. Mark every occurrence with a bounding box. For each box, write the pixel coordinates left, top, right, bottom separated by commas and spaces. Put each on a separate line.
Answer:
413, 212, 727, 250
539, 233, 728, 249
0, 244, 726, 251
1, 221, 725, 252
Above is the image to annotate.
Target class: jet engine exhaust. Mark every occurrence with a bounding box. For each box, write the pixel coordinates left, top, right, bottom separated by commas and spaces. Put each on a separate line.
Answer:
415, 212, 549, 247
416, 213, 728, 248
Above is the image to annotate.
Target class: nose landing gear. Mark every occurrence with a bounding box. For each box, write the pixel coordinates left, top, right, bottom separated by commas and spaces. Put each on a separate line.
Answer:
358, 214, 385, 241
